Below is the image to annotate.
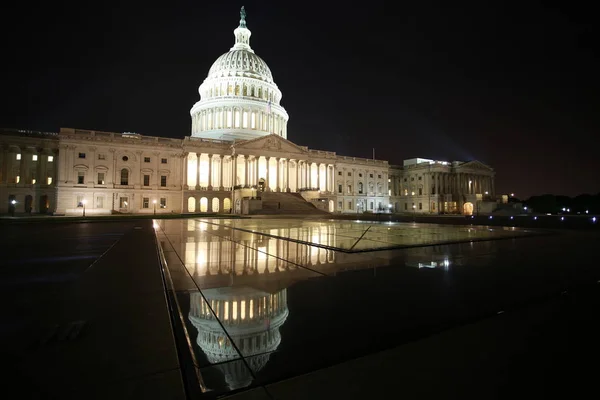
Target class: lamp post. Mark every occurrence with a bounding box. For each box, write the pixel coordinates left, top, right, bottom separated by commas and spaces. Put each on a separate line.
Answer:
10, 199, 16, 216
153, 199, 157, 216
82, 199, 87, 217
412, 204, 416, 221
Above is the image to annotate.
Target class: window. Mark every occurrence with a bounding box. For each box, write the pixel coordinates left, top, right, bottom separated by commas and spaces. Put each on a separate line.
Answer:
119, 197, 129, 208
418, 176, 422, 180
404, 178, 407, 182
144, 157, 150, 163
160, 198, 167, 208
347, 172, 351, 176
143, 174, 150, 186
47, 177, 52, 185
97, 173, 105, 185
418, 188, 423, 195
16, 153, 22, 160
419, 202, 423, 210
143, 197, 149, 208
122, 156, 128, 162
369, 173, 373, 178
98, 154, 105, 160
370, 201, 374, 210
338, 171, 342, 176
161, 158, 167, 164
348, 201, 352, 210
76, 195, 84, 207
338, 184, 342, 193
359, 173, 362, 177
358, 182, 363, 194
378, 175, 381, 179
77, 171, 85, 184
347, 184, 352, 194
78, 153, 86, 159
32, 155, 38, 161
160, 175, 167, 187
405, 203, 408, 210
411, 177, 414, 181
97, 196, 104, 208
120, 169, 129, 185
48, 155, 54, 162
338, 201, 342, 209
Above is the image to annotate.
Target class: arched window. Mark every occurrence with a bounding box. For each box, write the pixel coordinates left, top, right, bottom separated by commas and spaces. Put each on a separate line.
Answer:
188, 197, 196, 213
200, 197, 208, 213
212, 198, 220, 212
120, 169, 129, 185
257, 87, 262, 99
243, 84, 247, 96
224, 198, 231, 212
358, 182, 363, 194
235, 85, 240, 96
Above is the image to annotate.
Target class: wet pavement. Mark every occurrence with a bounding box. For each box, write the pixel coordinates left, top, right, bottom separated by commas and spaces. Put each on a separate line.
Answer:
154, 218, 600, 398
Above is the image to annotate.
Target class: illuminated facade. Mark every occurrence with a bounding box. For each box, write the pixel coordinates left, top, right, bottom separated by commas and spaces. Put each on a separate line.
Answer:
0, 8, 494, 216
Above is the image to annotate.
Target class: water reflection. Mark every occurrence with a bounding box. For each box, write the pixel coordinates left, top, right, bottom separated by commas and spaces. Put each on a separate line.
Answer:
189, 287, 288, 391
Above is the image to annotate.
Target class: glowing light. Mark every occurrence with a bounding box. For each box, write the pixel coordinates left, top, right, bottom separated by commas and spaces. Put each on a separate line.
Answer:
561, 217, 564, 221
510, 193, 514, 197
562, 208, 566, 211
524, 206, 528, 210
534, 216, 537, 220
592, 217, 596, 223
489, 216, 493, 219
48, 155, 54, 162
567, 208, 570, 212
510, 216, 513, 219
586, 210, 589, 214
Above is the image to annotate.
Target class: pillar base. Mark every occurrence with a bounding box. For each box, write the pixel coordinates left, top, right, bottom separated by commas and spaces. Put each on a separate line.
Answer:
208, 185, 213, 191
219, 186, 224, 191
195, 185, 200, 191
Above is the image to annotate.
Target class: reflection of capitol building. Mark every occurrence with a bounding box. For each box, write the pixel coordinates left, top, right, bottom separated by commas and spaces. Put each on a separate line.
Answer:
189, 287, 288, 390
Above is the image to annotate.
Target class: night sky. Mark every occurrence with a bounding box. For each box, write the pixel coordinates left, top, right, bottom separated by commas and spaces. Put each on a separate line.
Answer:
2, 1, 598, 198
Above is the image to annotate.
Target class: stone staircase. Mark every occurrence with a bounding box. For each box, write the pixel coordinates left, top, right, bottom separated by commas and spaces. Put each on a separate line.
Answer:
253, 191, 330, 215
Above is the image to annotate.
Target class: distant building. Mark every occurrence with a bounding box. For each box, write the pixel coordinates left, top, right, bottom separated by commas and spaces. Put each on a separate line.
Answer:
0, 9, 494, 216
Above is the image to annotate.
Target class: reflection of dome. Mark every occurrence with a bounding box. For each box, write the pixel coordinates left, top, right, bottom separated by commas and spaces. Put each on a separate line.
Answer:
189, 286, 288, 391
190, 7, 289, 141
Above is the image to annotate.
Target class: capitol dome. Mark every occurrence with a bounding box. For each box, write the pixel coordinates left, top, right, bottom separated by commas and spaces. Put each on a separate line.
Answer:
190, 7, 289, 141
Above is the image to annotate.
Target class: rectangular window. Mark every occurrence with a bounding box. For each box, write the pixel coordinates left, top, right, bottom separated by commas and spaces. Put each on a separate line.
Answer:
77, 172, 85, 184
161, 158, 167, 164
348, 201, 352, 210
419, 202, 423, 210
370, 201, 374, 210
78, 153, 86, 159
96, 196, 104, 208
378, 175, 381, 179
160, 176, 167, 187
418, 188, 423, 195
47, 177, 52, 185
48, 155, 54, 162
404, 178, 407, 182
359, 173, 362, 177
347, 185, 352, 194
347, 172, 351, 176
144, 157, 151, 163
120, 197, 129, 208
404, 203, 408, 210
160, 198, 167, 208
16, 153, 21, 160
338, 171, 342, 176
338, 184, 342, 194
143, 197, 149, 208
411, 177, 414, 181
98, 154, 105, 160
338, 201, 342, 209
369, 173, 373, 178
32, 154, 38, 161
76, 195, 84, 207
418, 176, 422, 180
97, 173, 105, 185
143, 175, 150, 186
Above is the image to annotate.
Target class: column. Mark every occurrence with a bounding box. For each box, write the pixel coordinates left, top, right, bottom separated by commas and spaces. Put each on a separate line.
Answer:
244, 155, 249, 187
208, 154, 213, 190
195, 152, 201, 190
38, 150, 47, 186
219, 155, 224, 190
276, 157, 280, 191
266, 156, 270, 191
254, 156, 259, 186
183, 153, 189, 190
286, 159, 290, 191
306, 162, 310, 189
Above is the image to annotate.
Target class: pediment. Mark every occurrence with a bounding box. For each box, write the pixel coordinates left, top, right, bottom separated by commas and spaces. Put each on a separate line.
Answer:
459, 160, 493, 171
233, 134, 308, 155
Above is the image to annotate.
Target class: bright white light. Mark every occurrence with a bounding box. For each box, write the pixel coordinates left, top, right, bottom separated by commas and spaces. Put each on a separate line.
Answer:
510, 193, 514, 197
11, 200, 16, 205
153, 199, 157, 204
489, 216, 493, 219
562, 207, 566, 211
567, 208, 570, 212
586, 210, 589, 214
524, 206, 528, 210
471, 215, 474, 218
534, 216, 537, 220
546, 213, 551, 215
48, 155, 54, 162
485, 191, 489, 195
32, 154, 38, 161
82, 199, 87, 205
510, 216, 513, 219
561, 217, 564, 221
592, 217, 596, 223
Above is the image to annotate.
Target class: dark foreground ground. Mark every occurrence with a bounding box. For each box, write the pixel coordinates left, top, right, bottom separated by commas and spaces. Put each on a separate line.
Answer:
1, 219, 599, 399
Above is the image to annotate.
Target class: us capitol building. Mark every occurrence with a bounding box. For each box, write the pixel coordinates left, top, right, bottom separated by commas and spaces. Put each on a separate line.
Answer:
0, 8, 497, 217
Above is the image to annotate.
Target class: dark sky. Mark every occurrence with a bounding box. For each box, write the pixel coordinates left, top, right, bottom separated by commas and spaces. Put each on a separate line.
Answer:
2, 1, 598, 198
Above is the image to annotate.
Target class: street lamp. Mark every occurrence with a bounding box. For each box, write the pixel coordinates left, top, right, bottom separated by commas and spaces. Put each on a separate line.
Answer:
10, 199, 16, 216
153, 199, 157, 215
412, 204, 416, 220
82, 199, 87, 217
